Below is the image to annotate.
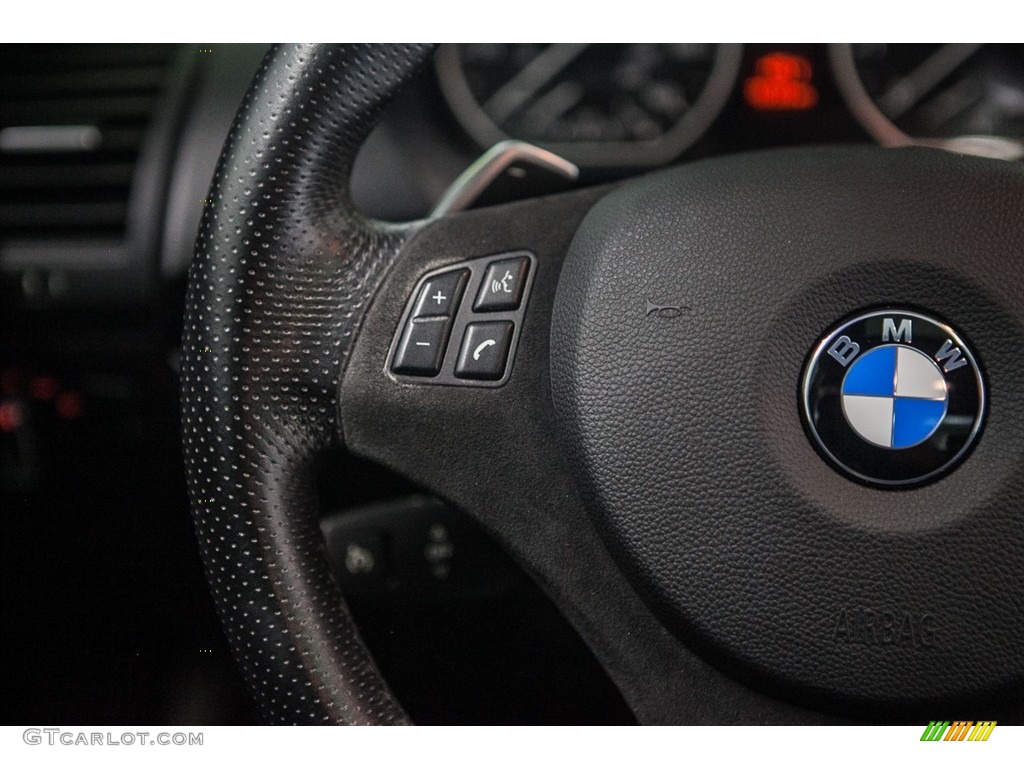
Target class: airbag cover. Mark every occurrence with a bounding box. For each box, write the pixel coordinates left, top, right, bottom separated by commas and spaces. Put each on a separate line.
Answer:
549, 147, 1024, 705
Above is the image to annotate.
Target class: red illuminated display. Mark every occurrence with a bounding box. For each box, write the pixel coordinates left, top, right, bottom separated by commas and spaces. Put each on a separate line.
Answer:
744, 52, 818, 112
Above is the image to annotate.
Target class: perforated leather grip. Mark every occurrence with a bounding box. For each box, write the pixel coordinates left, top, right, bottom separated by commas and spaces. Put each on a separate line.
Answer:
181, 44, 433, 725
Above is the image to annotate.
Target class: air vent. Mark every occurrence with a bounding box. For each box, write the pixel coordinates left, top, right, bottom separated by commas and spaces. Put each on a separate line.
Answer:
0, 44, 187, 306
0, 44, 177, 243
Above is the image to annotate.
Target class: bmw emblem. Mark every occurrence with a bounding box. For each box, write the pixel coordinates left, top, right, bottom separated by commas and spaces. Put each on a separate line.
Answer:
802, 309, 985, 487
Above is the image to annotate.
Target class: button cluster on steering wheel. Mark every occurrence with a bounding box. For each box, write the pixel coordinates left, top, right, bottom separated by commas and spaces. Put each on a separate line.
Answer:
389, 252, 534, 387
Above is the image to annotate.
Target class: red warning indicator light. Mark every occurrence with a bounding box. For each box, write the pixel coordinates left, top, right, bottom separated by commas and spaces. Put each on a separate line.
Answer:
744, 52, 818, 112
0, 401, 23, 432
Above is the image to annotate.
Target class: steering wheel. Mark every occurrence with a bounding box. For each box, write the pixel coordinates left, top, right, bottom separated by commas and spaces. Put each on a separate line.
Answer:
181, 44, 1024, 724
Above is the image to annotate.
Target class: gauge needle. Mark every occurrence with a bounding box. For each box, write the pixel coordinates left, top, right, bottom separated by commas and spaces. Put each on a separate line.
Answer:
483, 44, 591, 124
877, 43, 984, 120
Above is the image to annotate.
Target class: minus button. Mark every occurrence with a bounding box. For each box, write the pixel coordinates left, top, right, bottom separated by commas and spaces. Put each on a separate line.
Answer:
392, 318, 451, 376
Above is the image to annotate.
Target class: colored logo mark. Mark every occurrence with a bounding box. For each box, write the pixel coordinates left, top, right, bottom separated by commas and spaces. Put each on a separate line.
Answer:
920, 720, 996, 742
802, 310, 986, 486
841, 344, 948, 449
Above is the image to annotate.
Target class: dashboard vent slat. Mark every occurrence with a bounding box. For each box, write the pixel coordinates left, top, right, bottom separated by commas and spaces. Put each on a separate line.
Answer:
0, 162, 135, 190
2, 95, 160, 124
0, 201, 129, 230
0, 66, 169, 97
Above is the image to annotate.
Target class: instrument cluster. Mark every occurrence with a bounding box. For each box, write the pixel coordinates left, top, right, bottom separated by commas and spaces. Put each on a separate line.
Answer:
436, 44, 1024, 170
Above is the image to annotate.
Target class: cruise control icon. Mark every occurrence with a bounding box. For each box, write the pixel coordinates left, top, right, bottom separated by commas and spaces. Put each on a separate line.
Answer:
802, 310, 985, 487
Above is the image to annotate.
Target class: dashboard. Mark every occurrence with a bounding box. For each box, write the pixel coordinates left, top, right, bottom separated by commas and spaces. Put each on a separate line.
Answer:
2, 43, 1022, 726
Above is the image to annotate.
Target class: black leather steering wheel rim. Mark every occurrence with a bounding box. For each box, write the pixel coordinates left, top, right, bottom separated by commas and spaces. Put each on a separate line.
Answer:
182, 44, 432, 724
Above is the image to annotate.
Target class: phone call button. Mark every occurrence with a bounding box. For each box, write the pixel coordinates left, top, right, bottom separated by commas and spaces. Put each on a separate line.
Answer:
455, 322, 515, 380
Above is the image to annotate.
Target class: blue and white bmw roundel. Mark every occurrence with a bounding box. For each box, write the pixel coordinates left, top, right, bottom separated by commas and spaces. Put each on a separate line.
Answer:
802, 310, 985, 487
840, 345, 948, 449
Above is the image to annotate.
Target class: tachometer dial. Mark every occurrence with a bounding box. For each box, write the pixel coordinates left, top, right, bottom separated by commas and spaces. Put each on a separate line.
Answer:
830, 44, 1024, 160
436, 44, 742, 168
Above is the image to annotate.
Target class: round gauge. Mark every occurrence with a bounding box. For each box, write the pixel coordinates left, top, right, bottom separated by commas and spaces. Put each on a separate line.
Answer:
436, 44, 743, 168
830, 44, 1024, 160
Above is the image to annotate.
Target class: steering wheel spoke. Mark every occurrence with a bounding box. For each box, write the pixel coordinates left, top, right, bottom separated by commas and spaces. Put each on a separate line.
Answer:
342, 191, 607, 593
341, 191, 844, 725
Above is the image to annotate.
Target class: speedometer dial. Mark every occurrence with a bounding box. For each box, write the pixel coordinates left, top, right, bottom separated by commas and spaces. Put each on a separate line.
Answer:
436, 44, 742, 168
830, 44, 1024, 160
